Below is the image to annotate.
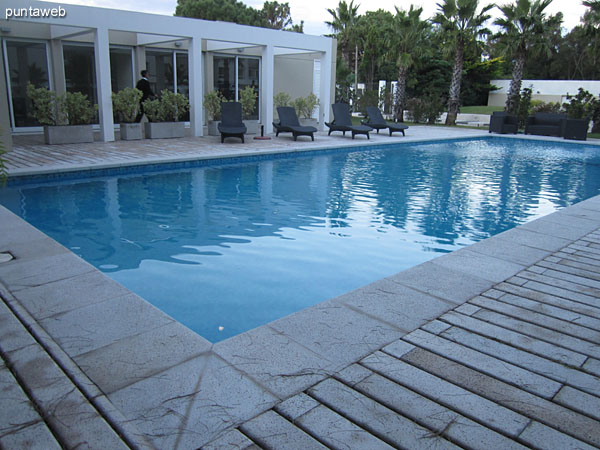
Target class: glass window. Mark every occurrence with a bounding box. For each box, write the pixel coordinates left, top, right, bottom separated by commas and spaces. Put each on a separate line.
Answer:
5, 40, 50, 127
238, 57, 259, 120
63, 44, 97, 105
213, 56, 235, 101
176, 52, 189, 97
110, 47, 133, 93
145, 50, 173, 96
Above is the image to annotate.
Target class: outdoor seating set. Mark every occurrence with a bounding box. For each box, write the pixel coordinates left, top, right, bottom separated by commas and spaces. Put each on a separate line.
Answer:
489, 111, 589, 141
219, 102, 409, 143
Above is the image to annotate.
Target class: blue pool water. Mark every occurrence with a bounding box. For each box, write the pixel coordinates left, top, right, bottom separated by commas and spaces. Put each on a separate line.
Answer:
2, 137, 600, 342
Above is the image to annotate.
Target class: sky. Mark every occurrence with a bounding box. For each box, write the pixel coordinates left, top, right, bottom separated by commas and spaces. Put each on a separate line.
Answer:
51, 0, 590, 36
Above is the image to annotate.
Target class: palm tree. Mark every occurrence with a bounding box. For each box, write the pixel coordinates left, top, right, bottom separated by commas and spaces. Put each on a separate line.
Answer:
493, 0, 563, 114
326, 0, 361, 73
583, 0, 600, 78
389, 6, 431, 122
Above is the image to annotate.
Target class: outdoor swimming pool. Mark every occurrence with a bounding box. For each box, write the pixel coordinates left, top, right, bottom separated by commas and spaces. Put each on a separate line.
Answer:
2, 137, 600, 342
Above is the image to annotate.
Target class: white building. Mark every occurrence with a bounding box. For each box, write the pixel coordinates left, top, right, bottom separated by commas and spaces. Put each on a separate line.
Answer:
488, 79, 600, 107
0, 1, 336, 150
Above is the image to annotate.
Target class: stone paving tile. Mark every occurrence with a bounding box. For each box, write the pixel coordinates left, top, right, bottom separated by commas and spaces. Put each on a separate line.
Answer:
74, 321, 211, 395
440, 311, 587, 367
39, 293, 175, 358
401, 347, 600, 447
554, 386, 600, 421
14, 270, 133, 321
420, 319, 451, 335
293, 403, 394, 450
510, 278, 600, 309
553, 255, 600, 275
0, 301, 38, 354
520, 214, 599, 240
470, 296, 600, 343
275, 393, 320, 422
440, 325, 600, 396
353, 366, 527, 449
488, 228, 572, 252
333, 363, 372, 387
269, 299, 403, 369
336, 279, 454, 332
403, 329, 563, 399
518, 421, 598, 450
537, 259, 600, 280
109, 354, 277, 449
518, 270, 600, 298
584, 358, 600, 376
362, 350, 529, 437
473, 308, 600, 359
214, 325, 334, 400
462, 232, 551, 266
488, 292, 600, 331
0, 364, 61, 450
240, 410, 327, 450
201, 429, 259, 450
6, 344, 128, 449
493, 281, 600, 320
387, 262, 494, 305
309, 377, 459, 449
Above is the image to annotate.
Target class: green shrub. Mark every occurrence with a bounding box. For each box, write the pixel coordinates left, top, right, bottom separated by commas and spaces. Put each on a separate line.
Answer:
517, 87, 532, 130
274, 92, 292, 108
26, 83, 96, 125
530, 100, 562, 114
564, 88, 600, 120
239, 86, 257, 119
143, 90, 189, 122
112, 88, 142, 123
203, 90, 224, 121
355, 90, 380, 116
291, 93, 319, 119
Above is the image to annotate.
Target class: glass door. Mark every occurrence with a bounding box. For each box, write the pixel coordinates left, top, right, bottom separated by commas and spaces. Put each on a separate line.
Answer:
213, 55, 260, 120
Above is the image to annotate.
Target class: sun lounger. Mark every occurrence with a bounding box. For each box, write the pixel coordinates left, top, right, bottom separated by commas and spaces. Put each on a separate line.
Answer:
362, 106, 408, 136
325, 103, 373, 139
273, 106, 317, 141
218, 102, 247, 143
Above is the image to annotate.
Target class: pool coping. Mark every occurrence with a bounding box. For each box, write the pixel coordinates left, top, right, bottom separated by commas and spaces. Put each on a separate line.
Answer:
1, 133, 600, 448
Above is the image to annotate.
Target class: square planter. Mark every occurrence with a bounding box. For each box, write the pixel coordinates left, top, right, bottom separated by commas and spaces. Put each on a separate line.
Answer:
120, 123, 143, 141
44, 125, 94, 145
243, 120, 259, 135
144, 122, 185, 139
561, 118, 589, 141
207, 121, 220, 136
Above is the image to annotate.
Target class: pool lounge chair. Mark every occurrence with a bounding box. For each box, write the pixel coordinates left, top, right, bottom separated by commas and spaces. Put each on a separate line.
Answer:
218, 102, 247, 143
325, 103, 373, 139
362, 106, 408, 136
273, 106, 317, 141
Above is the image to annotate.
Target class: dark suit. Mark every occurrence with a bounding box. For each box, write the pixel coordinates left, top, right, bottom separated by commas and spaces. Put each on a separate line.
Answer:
135, 77, 154, 122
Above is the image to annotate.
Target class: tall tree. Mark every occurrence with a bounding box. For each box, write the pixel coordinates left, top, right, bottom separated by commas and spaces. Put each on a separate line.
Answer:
389, 5, 431, 122
355, 10, 395, 89
582, 0, 600, 77
326, 1, 361, 72
175, 0, 263, 26
492, 0, 563, 114
433, 0, 493, 126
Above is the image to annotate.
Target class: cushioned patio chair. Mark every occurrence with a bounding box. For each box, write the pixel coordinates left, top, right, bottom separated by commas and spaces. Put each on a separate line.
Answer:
218, 102, 247, 143
488, 111, 518, 134
362, 106, 408, 136
325, 103, 373, 139
524, 113, 566, 137
273, 106, 317, 141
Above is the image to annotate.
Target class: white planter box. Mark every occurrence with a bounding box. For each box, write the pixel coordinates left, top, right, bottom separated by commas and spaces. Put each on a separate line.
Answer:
144, 122, 185, 139
207, 121, 220, 136
243, 120, 259, 135
44, 124, 94, 145
120, 123, 143, 140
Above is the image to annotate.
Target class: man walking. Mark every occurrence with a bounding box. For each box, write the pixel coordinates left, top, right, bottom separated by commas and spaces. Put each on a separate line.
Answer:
135, 70, 155, 122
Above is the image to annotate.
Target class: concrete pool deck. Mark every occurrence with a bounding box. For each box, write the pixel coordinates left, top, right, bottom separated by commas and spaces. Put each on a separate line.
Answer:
1, 127, 600, 448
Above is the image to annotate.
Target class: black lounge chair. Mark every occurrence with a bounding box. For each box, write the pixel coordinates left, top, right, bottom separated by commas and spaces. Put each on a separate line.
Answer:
362, 106, 408, 136
218, 102, 247, 143
325, 103, 373, 139
273, 106, 317, 141
488, 111, 518, 134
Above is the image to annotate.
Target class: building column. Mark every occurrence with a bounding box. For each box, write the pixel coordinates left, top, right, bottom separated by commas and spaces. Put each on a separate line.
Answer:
94, 26, 114, 142
189, 37, 203, 137
261, 44, 274, 134
319, 48, 332, 131
49, 40, 66, 96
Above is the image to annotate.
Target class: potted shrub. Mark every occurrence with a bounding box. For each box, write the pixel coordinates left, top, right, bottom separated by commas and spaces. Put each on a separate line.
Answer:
143, 89, 189, 139
293, 92, 319, 127
562, 88, 598, 141
26, 83, 96, 145
203, 90, 223, 136
239, 85, 258, 135
273, 92, 292, 120
112, 87, 143, 140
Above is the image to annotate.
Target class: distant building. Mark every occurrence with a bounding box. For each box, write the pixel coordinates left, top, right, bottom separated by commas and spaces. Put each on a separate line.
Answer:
0, 1, 336, 149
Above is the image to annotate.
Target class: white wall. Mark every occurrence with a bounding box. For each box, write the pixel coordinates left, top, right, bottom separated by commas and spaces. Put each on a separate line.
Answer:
488, 79, 600, 106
